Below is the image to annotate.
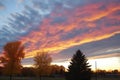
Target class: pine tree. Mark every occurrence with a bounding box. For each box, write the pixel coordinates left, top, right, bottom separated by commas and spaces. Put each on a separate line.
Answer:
66, 49, 91, 80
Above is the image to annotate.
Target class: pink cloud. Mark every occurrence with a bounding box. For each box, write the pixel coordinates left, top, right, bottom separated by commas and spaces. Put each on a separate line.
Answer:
20, 2, 120, 58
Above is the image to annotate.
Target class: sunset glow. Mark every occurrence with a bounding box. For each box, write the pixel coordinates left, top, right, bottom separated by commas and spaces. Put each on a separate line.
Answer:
89, 57, 120, 71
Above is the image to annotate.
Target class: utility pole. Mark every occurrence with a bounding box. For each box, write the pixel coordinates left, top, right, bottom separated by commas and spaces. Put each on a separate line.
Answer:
95, 61, 97, 80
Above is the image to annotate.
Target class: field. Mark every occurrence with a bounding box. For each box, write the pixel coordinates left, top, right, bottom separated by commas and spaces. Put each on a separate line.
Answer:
0, 77, 64, 80
0, 77, 120, 80
91, 77, 120, 80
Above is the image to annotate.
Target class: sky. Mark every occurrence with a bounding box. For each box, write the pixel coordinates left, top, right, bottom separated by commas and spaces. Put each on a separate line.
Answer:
0, 0, 120, 71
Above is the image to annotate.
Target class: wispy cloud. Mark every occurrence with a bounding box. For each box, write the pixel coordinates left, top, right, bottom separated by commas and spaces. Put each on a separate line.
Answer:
17, 0, 24, 3
0, 0, 120, 60
0, 2, 5, 10
89, 53, 120, 60
20, 1, 120, 58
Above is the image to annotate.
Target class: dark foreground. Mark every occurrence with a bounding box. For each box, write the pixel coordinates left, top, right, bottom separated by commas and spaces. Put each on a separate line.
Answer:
0, 76, 120, 80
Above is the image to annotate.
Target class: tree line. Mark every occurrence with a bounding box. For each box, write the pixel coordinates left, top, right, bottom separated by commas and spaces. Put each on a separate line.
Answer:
0, 41, 65, 79
0, 41, 107, 80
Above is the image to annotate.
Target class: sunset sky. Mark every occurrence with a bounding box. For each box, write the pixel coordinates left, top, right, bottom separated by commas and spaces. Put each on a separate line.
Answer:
0, 0, 120, 71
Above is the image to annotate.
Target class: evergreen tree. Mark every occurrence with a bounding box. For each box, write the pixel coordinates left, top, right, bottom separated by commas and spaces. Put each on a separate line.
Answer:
66, 49, 91, 80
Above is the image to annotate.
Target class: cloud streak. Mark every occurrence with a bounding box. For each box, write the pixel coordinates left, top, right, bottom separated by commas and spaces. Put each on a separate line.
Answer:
0, 0, 120, 61
19, 1, 120, 58
0, 2, 5, 10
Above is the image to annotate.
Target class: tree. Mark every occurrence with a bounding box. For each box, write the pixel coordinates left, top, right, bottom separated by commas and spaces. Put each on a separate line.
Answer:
50, 65, 65, 76
21, 67, 35, 77
0, 41, 25, 80
34, 51, 52, 80
66, 49, 91, 80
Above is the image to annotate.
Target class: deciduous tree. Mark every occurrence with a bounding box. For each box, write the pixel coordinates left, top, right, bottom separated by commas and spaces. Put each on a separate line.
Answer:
34, 51, 52, 80
0, 41, 25, 80
50, 65, 65, 75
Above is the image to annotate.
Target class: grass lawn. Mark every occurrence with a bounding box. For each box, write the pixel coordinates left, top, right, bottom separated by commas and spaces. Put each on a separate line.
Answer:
0, 77, 120, 80
0, 77, 65, 80
92, 77, 120, 80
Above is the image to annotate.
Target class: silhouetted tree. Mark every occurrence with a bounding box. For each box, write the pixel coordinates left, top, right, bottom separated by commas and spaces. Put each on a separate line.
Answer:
21, 67, 35, 77
0, 41, 25, 80
34, 51, 52, 80
0, 67, 3, 76
66, 49, 91, 80
50, 65, 65, 76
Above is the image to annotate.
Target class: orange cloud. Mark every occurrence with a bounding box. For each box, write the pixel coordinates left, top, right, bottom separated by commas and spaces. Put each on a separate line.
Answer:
20, 2, 120, 58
